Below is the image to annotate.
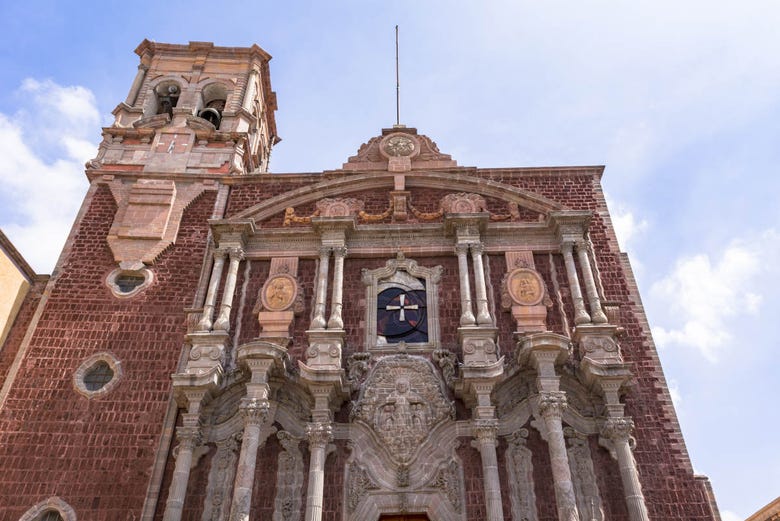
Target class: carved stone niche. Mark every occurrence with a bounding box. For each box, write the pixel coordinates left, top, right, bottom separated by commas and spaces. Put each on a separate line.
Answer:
501, 251, 552, 334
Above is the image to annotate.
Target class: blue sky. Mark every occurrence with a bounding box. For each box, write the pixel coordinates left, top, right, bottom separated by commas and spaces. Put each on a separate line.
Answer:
1, 1, 778, 518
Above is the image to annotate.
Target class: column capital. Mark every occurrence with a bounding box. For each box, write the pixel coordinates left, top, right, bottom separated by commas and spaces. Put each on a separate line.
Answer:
560, 240, 576, 253
175, 425, 202, 450
473, 419, 499, 443
538, 390, 568, 418
318, 245, 333, 257
601, 416, 635, 443
454, 242, 470, 255
213, 247, 228, 260
470, 242, 485, 255
332, 245, 348, 257
239, 397, 269, 426
306, 422, 333, 448
227, 247, 245, 261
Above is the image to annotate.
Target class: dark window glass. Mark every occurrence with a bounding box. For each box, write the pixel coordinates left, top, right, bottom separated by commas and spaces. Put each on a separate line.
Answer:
84, 361, 114, 391
40, 511, 63, 521
115, 274, 145, 293
377, 286, 428, 343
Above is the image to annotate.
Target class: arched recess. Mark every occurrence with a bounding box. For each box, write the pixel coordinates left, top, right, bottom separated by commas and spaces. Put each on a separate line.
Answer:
19, 497, 77, 521
229, 171, 567, 225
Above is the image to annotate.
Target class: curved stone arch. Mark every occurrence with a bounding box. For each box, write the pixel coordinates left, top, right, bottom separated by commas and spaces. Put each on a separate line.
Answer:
19, 497, 77, 521
230, 171, 566, 224
141, 74, 186, 116
193, 78, 238, 113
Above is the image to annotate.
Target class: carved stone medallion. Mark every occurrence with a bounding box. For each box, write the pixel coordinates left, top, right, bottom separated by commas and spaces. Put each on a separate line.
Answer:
506, 268, 545, 306
440, 192, 487, 214
315, 197, 364, 218
261, 274, 298, 311
382, 135, 416, 157
352, 355, 454, 464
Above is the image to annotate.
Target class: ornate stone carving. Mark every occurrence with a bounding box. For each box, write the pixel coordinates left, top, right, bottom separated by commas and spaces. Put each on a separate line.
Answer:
600, 417, 634, 443
273, 431, 304, 521
507, 268, 545, 306
505, 430, 538, 521
346, 461, 380, 513
565, 428, 605, 521
239, 398, 269, 426
440, 192, 488, 214
538, 391, 568, 418
473, 419, 499, 443
306, 422, 333, 448
352, 355, 454, 463
315, 197, 365, 218
347, 352, 372, 385
382, 135, 417, 157
202, 434, 240, 521
432, 349, 458, 388
429, 459, 463, 513
260, 274, 298, 311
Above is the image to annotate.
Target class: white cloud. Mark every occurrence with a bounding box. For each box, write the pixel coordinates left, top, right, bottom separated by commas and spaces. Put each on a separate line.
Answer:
0, 79, 98, 273
650, 231, 777, 361
604, 194, 649, 253
667, 379, 682, 411
721, 510, 743, 521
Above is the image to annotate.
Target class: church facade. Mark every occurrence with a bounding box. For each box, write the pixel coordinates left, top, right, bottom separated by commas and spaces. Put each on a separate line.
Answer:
0, 41, 721, 521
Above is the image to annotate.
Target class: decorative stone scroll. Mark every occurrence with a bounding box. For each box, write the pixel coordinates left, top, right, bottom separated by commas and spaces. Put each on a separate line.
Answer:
505, 430, 538, 521
351, 355, 454, 464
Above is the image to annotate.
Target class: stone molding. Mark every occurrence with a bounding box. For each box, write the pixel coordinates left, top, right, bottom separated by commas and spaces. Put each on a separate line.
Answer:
505, 430, 538, 521
72, 351, 124, 399
19, 497, 78, 521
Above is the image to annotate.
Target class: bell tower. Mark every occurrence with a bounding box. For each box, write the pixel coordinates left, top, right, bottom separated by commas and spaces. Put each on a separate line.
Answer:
96, 39, 279, 175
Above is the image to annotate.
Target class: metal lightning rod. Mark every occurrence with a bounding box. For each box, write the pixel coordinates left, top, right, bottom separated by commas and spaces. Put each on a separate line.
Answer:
395, 25, 400, 126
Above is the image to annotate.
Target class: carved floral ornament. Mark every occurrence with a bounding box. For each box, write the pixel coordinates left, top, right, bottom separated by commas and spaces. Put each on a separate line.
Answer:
379, 133, 420, 159
282, 192, 526, 226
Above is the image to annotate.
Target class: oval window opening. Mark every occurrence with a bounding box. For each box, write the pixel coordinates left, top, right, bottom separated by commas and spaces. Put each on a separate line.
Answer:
83, 361, 114, 391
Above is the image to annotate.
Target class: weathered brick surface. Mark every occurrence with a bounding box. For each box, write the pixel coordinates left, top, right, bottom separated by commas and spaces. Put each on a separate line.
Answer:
0, 184, 215, 520
457, 438, 486, 520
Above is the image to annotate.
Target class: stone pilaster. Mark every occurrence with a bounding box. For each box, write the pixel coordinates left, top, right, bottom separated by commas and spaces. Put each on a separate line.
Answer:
600, 418, 650, 521
197, 248, 226, 331
214, 247, 245, 331
473, 419, 505, 521
455, 243, 476, 326
575, 240, 607, 324
304, 422, 333, 521
561, 241, 590, 325
310, 246, 331, 330
327, 245, 347, 329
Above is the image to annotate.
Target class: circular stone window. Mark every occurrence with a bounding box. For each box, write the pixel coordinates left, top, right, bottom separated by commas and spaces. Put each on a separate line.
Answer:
73, 353, 123, 398
106, 267, 153, 298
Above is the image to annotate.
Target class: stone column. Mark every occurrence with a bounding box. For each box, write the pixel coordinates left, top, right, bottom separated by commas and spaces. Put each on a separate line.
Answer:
162, 416, 201, 521
561, 242, 591, 325
214, 247, 244, 331
304, 422, 332, 521
470, 243, 492, 325
473, 420, 505, 521
310, 247, 331, 330
601, 417, 650, 521
242, 69, 259, 112
575, 241, 607, 324
539, 391, 580, 521
327, 246, 347, 329
455, 243, 476, 326
228, 398, 269, 521
197, 248, 227, 331
125, 63, 149, 106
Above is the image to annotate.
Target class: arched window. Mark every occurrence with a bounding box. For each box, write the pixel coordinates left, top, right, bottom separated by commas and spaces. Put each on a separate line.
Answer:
154, 81, 181, 117
198, 83, 229, 129
19, 498, 75, 521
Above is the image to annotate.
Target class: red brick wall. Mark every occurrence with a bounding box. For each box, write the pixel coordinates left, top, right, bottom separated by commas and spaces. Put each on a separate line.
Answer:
0, 184, 215, 520
0, 276, 48, 386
